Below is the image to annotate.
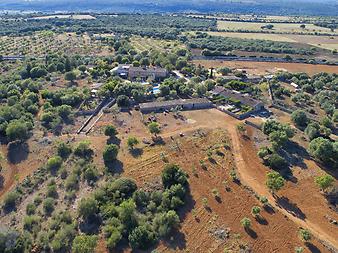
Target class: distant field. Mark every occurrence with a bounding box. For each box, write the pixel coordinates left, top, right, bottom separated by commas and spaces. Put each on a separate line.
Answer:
207, 31, 338, 51
193, 59, 338, 75
217, 20, 336, 35
130, 36, 186, 53
31, 14, 96, 20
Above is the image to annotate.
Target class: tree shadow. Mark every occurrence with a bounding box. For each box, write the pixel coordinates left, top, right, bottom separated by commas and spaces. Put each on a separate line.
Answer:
263, 205, 275, 214
283, 141, 310, 169
162, 230, 187, 250
0, 175, 4, 189
306, 242, 321, 253
256, 216, 268, 225
107, 136, 121, 147
245, 228, 258, 239
7, 141, 29, 164
79, 215, 101, 235
130, 148, 143, 158
105, 160, 124, 175
276, 196, 306, 220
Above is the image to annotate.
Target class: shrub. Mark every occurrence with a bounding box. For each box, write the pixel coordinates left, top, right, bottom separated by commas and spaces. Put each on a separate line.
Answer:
127, 136, 139, 150
72, 235, 98, 253
299, 228, 311, 241
23, 215, 41, 232
251, 206, 261, 217
26, 203, 37, 215
43, 198, 55, 214
74, 141, 93, 159
103, 144, 119, 164
267, 153, 287, 170
57, 142, 72, 158
78, 198, 98, 220
315, 175, 334, 192
104, 125, 118, 137
3, 191, 19, 210
46, 156, 63, 173
240, 217, 251, 229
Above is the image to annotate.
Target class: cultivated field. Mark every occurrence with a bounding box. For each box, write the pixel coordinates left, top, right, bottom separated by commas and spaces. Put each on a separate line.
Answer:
130, 36, 186, 53
193, 59, 338, 75
207, 31, 338, 50
217, 20, 337, 35
0, 32, 113, 56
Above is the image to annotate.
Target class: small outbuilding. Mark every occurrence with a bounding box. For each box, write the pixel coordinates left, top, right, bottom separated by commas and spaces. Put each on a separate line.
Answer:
139, 98, 213, 114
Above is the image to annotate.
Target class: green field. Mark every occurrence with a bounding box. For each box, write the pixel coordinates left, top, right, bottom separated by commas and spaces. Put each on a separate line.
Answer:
217, 20, 336, 35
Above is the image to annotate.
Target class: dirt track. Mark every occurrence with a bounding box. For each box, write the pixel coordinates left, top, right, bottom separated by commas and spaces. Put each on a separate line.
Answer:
183, 109, 338, 250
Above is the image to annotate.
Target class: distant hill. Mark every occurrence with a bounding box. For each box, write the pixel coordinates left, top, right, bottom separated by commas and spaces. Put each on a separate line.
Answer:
0, 0, 337, 16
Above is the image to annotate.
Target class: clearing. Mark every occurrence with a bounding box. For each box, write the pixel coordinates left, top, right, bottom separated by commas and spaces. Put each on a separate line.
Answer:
193, 59, 338, 75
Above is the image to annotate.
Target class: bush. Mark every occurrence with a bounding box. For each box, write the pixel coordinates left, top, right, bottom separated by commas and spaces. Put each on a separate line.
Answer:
46, 156, 63, 172
103, 144, 119, 164
267, 153, 288, 170
57, 142, 72, 159
78, 198, 98, 220
26, 203, 37, 215
127, 136, 139, 150
74, 141, 93, 159
315, 175, 334, 192
251, 206, 261, 217
3, 191, 19, 210
104, 125, 118, 137
153, 210, 180, 237
84, 166, 99, 183
240, 217, 251, 229
72, 235, 98, 253
43, 198, 55, 214
6, 121, 29, 142
23, 215, 41, 232
299, 228, 311, 241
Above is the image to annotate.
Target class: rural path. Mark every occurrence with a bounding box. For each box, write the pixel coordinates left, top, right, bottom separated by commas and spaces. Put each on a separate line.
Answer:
221, 116, 338, 250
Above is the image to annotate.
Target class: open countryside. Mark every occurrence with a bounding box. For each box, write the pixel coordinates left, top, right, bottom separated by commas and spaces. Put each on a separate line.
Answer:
0, 1, 337, 253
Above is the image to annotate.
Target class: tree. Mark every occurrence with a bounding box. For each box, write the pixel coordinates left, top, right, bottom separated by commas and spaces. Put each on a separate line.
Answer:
321, 116, 333, 129
116, 95, 130, 107
72, 235, 97, 253
153, 210, 180, 237
299, 228, 311, 242
162, 164, 188, 188
267, 153, 287, 170
104, 125, 117, 138
266, 171, 285, 194
315, 175, 334, 192
240, 217, 251, 230
78, 198, 98, 220
128, 225, 157, 250
148, 122, 160, 137
251, 206, 261, 218
57, 142, 72, 159
300, 24, 306, 29
127, 136, 139, 150
103, 144, 119, 164
304, 122, 320, 140
65, 71, 77, 83
5, 121, 29, 142
309, 137, 335, 164
291, 110, 308, 128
